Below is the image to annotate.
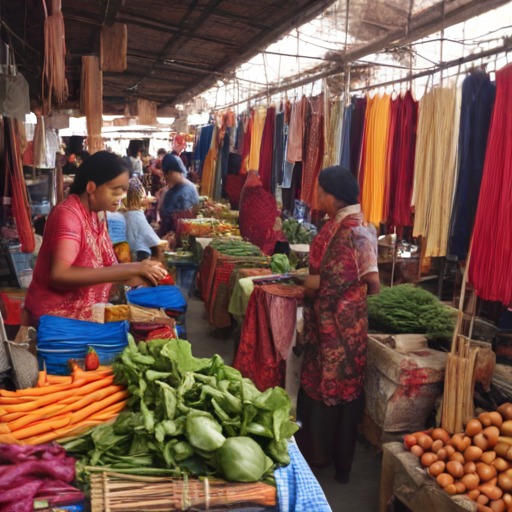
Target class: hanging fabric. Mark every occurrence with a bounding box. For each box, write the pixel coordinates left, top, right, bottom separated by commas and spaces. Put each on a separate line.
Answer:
193, 124, 214, 163
323, 99, 343, 169
249, 107, 267, 171
241, 111, 253, 173
383, 96, 401, 223
301, 95, 325, 208
386, 91, 419, 229
349, 97, 367, 179
4, 119, 35, 254
200, 126, 219, 197
340, 102, 353, 170
258, 106, 276, 193
272, 111, 285, 193
81, 56, 103, 154
469, 64, 512, 303
360, 93, 391, 225
287, 96, 306, 163
413, 84, 461, 257
449, 72, 496, 261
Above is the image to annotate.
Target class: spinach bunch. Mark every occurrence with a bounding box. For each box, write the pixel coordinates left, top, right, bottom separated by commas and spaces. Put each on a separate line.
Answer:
63, 336, 298, 483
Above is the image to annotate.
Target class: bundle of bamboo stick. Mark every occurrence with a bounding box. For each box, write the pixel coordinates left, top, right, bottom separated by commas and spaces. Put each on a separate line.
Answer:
90, 470, 276, 512
81, 56, 103, 154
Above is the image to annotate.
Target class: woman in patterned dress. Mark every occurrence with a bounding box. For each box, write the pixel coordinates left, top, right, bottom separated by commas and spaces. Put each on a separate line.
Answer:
295, 166, 380, 483
25, 152, 166, 324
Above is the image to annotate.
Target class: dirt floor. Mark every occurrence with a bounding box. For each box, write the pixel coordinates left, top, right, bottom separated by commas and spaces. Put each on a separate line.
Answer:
185, 296, 383, 512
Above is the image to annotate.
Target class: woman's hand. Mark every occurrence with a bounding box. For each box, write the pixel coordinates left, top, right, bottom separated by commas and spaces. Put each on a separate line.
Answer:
135, 259, 167, 286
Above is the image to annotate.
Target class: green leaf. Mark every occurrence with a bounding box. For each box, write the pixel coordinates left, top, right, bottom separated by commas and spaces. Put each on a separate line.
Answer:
161, 339, 210, 375
173, 441, 194, 461
156, 381, 177, 420
146, 370, 173, 382
140, 401, 155, 432
246, 422, 274, 438
272, 406, 290, 442
253, 387, 290, 412
268, 438, 290, 466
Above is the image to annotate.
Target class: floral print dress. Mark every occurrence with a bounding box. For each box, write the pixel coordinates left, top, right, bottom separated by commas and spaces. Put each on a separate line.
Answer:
301, 204, 378, 406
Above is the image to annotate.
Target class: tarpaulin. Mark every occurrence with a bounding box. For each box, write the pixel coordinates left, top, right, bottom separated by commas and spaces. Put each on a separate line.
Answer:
127, 285, 187, 316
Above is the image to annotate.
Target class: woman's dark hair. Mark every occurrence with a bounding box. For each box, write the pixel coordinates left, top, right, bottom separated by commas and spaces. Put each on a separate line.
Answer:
69, 151, 129, 195
318, 166, 360, 205
127, 140, 142, 158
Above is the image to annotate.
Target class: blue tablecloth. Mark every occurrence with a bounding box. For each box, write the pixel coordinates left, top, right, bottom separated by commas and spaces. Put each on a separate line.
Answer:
274, 441, 332, 512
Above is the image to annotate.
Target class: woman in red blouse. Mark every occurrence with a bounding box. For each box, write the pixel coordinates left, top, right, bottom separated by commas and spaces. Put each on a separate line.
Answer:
295, 166, 380, 484
25, 152, 166, 324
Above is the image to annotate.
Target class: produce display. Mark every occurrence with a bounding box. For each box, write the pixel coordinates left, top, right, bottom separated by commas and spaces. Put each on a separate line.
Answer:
179, 218, 239, 238
404, 404, 512, 511
282, 218, 317, 245
63, 337, 298, 483
0, 443, 83, 512
0, 365, 127, 445
194, 198, 231, 219
368, 284, 456, 340
209, 239, 263, 258
270, 254, 291, 274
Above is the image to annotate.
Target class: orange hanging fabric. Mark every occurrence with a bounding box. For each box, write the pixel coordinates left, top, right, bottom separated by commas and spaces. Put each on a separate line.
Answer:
4, 118, 35, 254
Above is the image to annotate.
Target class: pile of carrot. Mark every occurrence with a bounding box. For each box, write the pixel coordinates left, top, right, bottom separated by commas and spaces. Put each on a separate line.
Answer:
0, 365, 127, 446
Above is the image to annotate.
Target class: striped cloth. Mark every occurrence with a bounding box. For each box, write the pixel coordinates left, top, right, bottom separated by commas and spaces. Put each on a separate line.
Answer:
274, 441, 332, 512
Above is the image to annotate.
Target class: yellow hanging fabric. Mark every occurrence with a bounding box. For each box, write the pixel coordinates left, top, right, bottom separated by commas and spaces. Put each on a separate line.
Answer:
412, 85, 461, 257
323, 99, 343, 169
248, 107, 267, 171
200, 126, 219, 197
360, 93, 391, 225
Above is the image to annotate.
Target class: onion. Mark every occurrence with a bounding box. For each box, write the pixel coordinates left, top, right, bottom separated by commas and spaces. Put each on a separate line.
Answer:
502, 421, 512, 438
467, 419, 484, 437
492, 458, 510, 473
444, 445, 456, 457
445, 484, 458, 495
450, 452, 466, 464
498, 404, 512, 421
452, 433, 472, 452
431, 439, 444, 453
490, 500, 507, 512
465, 446, 484, 462
478, 494, 491, 505
429, 461, 446, 477
468, 489, 481, 500
506, 447, 512, 462
495, 443, 510, 458
479, 484, 503, 501
477, 464, 498, 482
475, 433, 490, 451
437, 448, 448, 461
484, 427, 501, 448
502, 493, 512, 511
490, 412, 504, 428
481, 452, 497, 465
421, 452, 438, 468
404, 434, 417, 450
499, 473, 512, 492
461, 473, 481, 491
437, 473, 454, 487
447, 461, 465, 479
411, 445, 424, 458
418, 435, 433, 451
465, 461, 477, 474
431, 428, 451, 444
455, 481, 467, 494
480, 413, 493, 427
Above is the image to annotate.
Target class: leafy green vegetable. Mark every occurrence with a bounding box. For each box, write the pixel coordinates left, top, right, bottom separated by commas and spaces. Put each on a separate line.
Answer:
218, 437, 267, 482
282, 218, 317, 245
270, 254, 291, 273
367, 284, 456, 340
61, 338, 298, 483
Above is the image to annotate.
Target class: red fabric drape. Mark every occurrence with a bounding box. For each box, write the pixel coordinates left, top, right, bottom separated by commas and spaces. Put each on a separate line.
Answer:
301, 95, 325, 208
387, 91, 418, 229
5, 118, 35, 253
258, 106, 276, 193
469, 64, 512, 303
383, 96, 401, 223
224, 173, 247, 209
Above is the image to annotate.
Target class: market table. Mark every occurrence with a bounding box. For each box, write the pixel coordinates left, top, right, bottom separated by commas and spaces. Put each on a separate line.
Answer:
380, 442, 476, 512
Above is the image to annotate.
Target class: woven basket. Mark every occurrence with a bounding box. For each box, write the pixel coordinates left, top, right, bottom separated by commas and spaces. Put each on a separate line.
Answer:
6, 341, 39, 390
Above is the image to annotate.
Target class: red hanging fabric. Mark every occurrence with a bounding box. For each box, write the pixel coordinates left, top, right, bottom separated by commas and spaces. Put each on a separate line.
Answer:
386, 91, 418, 229
469, 64, 512, 303
258, 106, 276, 193
5, 118, 35, 254
383, 96, 401, 223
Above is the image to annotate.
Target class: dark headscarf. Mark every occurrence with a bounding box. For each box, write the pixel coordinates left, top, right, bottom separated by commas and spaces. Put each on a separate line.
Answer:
69, 151, 129, 195
162, 153, 187, 174
318, 166, 359, 205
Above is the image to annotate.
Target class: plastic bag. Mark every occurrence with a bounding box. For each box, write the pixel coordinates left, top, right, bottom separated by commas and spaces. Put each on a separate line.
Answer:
127, 285, 186, 315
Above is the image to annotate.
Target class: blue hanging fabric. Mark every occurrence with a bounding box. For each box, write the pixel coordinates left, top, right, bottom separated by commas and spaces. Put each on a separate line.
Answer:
449, 72, 496, 261
127, 285, 187, 315
193, 124, 215, 163
37, 316, 129, 375
340, 103, 353, 170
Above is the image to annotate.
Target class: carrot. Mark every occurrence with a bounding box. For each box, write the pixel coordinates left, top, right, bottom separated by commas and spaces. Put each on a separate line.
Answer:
0, 411, 24, 422
37, 369, 48, 387
55, 396, 84, 405
0, 376, 114, 413
11, 414, 73, 440
0, 432, 20, 444
47, 375, 73, 385
7, 403, 69, 431
88, 399, 127, 421
20, 419, 104, 446
0, 397, 42, 405
70, 390, 129, 425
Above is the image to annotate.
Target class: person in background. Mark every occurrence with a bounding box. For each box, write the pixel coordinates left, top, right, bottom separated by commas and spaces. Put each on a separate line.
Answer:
294, 166, 380, 484
24, 152, 167, 325
171, 134, 189, 175
159, 153, 199, 234
62, 136, 90, 175
124, 140, 143, 179
124, 178, 165, 262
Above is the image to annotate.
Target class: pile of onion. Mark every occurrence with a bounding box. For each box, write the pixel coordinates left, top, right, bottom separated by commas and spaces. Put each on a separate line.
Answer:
403, 403, 512, 512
